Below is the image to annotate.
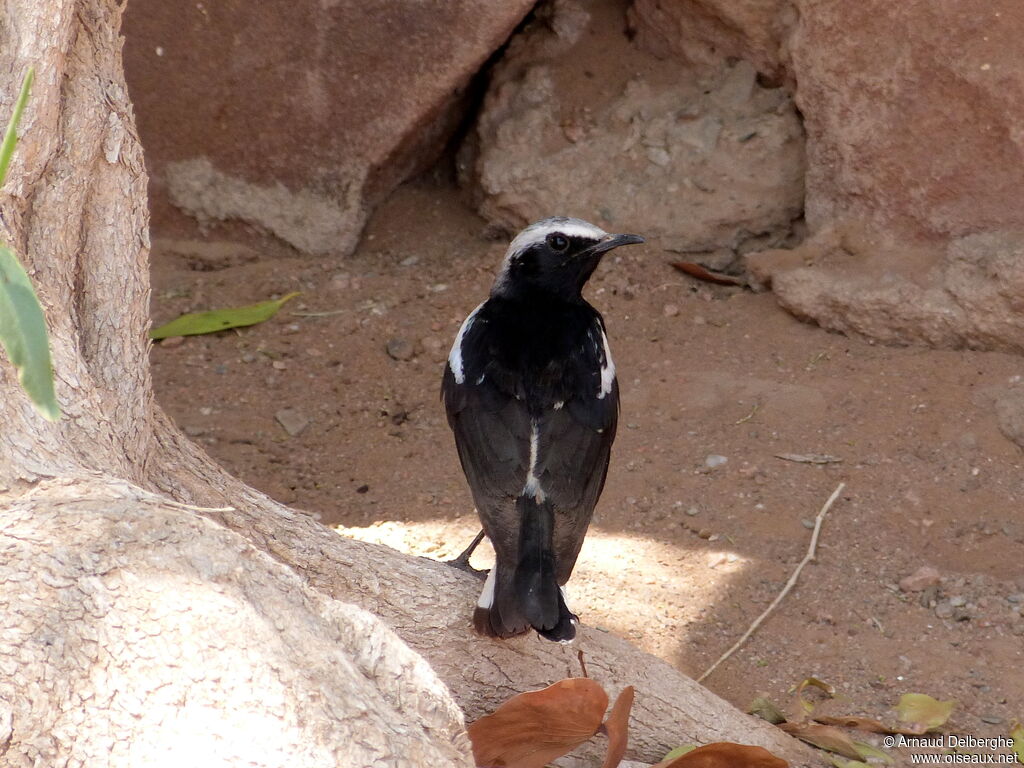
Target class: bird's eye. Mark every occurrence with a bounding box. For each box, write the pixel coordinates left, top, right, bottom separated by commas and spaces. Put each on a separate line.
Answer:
546, 233, 569, 252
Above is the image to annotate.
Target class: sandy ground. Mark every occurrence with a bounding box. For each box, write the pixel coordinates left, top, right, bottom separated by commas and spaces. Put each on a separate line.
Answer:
150, 179, 1024, 763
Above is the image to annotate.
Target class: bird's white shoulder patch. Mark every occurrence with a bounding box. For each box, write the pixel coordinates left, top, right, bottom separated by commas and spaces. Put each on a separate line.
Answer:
447, 302, 485, 384
598, 326, 616, 399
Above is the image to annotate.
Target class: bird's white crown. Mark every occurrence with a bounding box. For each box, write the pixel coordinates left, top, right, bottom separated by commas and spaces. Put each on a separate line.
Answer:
505, 217, 608, 259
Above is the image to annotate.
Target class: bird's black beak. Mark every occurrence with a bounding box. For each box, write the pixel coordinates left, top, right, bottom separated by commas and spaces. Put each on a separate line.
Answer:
590, 233, 645, 255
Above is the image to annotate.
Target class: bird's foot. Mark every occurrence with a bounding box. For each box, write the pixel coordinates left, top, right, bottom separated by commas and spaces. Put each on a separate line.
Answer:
445, 554, 487, 580
443, 529, 487, 579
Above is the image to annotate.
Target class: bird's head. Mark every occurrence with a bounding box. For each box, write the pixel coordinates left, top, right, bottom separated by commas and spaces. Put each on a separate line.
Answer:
491, 217, 644, 301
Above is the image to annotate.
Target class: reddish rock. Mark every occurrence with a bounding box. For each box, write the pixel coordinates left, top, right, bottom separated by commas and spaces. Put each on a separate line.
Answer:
634, 0, 1024, 350
461, 0, 804, 263
122, 0, 534, 255
899, 566, 941, 593
628, 0, 794, 83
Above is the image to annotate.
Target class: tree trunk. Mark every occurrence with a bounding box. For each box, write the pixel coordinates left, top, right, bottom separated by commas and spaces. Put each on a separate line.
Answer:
0, 1, 816, 766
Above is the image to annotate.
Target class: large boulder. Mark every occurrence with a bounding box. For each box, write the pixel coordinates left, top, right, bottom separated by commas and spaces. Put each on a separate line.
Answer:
630, 0, 1024, 350
459, 0, 805, 266
122, 0, 535, 255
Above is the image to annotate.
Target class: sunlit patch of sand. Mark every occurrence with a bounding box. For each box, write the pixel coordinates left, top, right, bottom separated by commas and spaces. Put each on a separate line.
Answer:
335, 519, 750, 669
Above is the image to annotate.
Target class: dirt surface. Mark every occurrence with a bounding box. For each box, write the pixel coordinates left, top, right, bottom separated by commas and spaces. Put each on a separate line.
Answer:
150, 179, 1024, 762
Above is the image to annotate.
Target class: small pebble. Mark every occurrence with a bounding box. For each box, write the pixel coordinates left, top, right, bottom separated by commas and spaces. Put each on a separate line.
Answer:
272, 360, 287, 370
275, 408, 310, 437
980, 715, 1003, 725
697, 528, 713, 539
663, 303, 680, 318
801, 519, 815, 530
935, 601, 954, 619
386, 336, 416, 361
686, 506, 700, 517
241, 353, 257, 363
704, 454, 728, 469
949, 595, 966, 607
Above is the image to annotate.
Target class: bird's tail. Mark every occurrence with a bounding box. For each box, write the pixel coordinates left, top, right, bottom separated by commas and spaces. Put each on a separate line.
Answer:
473, 495, 577, 642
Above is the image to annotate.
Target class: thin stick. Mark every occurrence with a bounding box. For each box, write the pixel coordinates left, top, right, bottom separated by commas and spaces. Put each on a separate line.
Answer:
697, 482, 845, 683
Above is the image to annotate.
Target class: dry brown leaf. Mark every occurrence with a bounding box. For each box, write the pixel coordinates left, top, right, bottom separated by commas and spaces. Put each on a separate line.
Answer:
467, 677, 609, 768
813, 715, 896, 734
671, 261, 746, 286
601, 686, 635, 768
652, 742, 789, 768
778, 722, 862, 759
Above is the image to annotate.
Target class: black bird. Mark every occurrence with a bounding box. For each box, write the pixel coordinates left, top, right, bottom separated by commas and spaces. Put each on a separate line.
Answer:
441, 217, 644, 641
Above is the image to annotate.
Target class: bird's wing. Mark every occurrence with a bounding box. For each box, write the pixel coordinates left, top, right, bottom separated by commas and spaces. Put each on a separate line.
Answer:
442, 318, 530, 563
534, 317, 619, 582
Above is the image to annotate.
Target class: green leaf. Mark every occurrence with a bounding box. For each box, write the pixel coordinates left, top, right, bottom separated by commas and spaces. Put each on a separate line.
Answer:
0, 245, 60, 421
660, 745, 696, 761
150, 291, 300, 339
896, 693, 955, 732
0, 68, 33, 187
748, 695, 787, 725
1010, 721, 1022, 764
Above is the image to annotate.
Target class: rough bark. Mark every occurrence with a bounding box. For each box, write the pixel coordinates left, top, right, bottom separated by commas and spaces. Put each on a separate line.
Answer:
0, 0, 816, 766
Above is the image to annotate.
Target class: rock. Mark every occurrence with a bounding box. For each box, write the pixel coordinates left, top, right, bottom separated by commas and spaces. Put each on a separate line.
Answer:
158, 335, 186, 348
663, 303, 680, 318
934, 601, 954, 619
748, 228, 1024, 353
123, 0, 535, 255
634, 0, 1024, 351
898, 565, 941, 593
461, 6, 804, 258
275, 408, 310, 437
386, 337, 416, 361
704, 454, 728, 469
629, 0, 794, 82
994, 387, 1024, 450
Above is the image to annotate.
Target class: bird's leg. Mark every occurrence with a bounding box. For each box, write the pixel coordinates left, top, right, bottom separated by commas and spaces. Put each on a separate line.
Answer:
446, 529, 486, 578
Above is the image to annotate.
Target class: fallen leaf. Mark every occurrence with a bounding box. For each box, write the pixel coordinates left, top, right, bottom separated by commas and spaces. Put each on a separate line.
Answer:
601, 686, 635, 768
150, 291, 300, 339
778, 722, 862, 759
814, 716, 894, 734
792, 677, 836, 714
653, 742, 788, 768
853, 741, 894, 764
749, 696, 788, 725
659, 746, 697, 762
829, 759, 870, 768
775, 453, 843, 465
895, 693, 955, 732
1008, 721, 1022, 763
467, 678, 608, 768
671, 261, 746, 286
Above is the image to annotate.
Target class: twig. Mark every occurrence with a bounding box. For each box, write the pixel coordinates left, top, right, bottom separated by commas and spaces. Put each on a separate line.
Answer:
577, 649, 589, 679
734, 403, 759, 425
697, 482, 845, 683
